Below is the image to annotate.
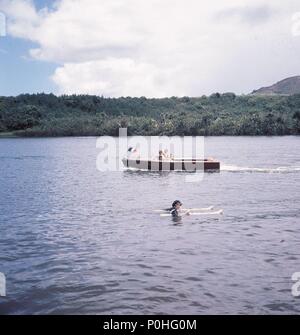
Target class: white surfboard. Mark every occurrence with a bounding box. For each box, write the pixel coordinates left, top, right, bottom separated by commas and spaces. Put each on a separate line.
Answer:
154, 206, 214, 213
160, 209, 223, 217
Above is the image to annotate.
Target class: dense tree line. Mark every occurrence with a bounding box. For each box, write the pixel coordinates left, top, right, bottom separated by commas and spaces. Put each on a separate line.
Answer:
0, 93, 300, 136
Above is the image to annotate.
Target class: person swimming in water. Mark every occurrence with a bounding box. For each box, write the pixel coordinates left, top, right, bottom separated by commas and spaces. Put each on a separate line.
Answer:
170, 200, 190, 218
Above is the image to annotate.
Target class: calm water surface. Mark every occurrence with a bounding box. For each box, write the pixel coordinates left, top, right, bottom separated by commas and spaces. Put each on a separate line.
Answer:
0, 136, 300, 314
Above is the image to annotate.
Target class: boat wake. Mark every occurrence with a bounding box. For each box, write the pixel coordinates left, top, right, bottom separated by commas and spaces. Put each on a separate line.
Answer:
221, 164, 300, 173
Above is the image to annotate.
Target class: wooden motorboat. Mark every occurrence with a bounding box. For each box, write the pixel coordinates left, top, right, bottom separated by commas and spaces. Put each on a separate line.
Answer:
122, 157, 220, 171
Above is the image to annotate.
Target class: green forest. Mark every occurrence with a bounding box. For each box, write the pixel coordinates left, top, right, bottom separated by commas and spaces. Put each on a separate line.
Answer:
0, 93, 300, 136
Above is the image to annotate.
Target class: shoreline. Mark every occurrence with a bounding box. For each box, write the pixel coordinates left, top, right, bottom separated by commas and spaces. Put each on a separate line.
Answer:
0, 132, 299, 139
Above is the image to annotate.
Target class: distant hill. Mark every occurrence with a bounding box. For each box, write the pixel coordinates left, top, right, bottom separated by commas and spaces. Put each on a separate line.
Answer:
252, 76, 300, 95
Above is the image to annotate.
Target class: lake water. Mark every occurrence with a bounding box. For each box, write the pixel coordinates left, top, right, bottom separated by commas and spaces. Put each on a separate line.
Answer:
0, 136, 300, 315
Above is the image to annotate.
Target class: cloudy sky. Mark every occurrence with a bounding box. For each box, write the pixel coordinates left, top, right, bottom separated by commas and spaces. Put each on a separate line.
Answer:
0, 0, 299, 97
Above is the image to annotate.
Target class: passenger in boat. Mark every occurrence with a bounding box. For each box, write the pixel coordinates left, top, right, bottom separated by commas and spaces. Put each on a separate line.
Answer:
170, 200, 190, 218
163, 149, 174, 160
158, 149, 172, 161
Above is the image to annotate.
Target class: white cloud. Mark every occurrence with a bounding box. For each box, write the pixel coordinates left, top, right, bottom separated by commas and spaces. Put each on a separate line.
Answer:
0, 0, 42, 38
1, 0, 300, 96
52, 58, 181, 97
215, 5, 275, 24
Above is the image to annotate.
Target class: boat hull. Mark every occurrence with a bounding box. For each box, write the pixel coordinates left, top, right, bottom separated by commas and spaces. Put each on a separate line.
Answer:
122, 158, 220, 171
